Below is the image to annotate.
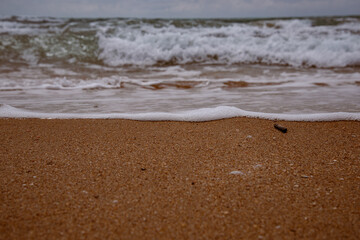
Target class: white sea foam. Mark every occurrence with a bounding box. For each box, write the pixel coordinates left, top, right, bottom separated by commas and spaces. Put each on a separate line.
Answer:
1, 64, 358, 91
1, 104, 359, 121
97, 19, 360, 68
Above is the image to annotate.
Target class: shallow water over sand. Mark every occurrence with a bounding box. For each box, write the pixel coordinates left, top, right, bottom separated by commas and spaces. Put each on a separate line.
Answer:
1, 16, 360, 115
1, 63, 360, 114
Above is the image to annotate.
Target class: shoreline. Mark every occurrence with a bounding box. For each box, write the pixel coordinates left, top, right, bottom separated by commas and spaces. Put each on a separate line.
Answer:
1, 117, 359, 239
1, 104, 360, 122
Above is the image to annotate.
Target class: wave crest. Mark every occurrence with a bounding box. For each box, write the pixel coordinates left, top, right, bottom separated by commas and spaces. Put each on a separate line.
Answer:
1, 17, 360, 68
97, 19, 360, 68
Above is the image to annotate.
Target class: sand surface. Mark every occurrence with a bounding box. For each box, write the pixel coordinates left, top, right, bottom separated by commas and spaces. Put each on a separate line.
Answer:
0, 118, 359, 239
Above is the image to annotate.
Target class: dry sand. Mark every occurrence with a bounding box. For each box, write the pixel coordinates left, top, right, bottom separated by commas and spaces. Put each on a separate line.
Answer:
0, 118, 359, 239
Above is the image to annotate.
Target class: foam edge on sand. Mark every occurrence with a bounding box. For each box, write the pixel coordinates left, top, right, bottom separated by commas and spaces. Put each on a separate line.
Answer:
1, 104, 360, 122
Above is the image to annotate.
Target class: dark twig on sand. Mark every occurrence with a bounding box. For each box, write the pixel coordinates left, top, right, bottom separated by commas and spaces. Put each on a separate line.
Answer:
274, 124, 287, 133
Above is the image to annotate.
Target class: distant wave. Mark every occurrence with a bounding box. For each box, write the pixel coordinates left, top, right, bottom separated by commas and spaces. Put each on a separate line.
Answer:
1, 16, 360, 68
97, 19, 360, 68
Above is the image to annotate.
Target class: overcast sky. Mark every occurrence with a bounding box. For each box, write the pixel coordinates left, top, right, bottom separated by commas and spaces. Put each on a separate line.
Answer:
1, 0, 359, 18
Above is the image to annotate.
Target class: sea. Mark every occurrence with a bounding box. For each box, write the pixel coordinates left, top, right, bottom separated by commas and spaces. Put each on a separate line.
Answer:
0, 15, 360, 121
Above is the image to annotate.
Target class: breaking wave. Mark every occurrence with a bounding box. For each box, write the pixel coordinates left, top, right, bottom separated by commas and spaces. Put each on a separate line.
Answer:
1, 16, 360, 68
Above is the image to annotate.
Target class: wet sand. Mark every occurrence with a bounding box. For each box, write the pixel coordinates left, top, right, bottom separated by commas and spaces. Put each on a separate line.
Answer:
0, 118, 359, 239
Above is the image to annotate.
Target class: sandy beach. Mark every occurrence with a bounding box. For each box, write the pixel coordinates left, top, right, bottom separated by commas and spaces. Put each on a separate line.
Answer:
0, 118, 359, 239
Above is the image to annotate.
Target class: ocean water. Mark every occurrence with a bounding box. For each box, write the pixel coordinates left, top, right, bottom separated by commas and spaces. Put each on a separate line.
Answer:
0, 16, 360, 120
